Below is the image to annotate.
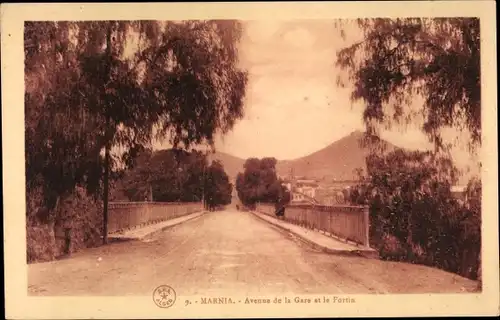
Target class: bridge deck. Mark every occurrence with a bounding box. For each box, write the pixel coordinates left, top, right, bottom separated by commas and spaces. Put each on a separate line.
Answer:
28, 209, 478, 296
251, 210, 376, 257
108, 210, 206, 241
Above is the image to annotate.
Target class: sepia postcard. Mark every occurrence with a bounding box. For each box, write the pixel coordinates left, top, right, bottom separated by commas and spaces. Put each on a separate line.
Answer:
2, 1, 499, 318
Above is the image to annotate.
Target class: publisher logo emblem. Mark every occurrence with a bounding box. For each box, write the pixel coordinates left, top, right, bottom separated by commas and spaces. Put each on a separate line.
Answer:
153, 285, 176, 308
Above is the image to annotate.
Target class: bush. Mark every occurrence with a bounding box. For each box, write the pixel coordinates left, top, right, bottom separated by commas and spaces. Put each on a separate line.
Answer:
26, 186, 103, 263
379, 234, 406, 261
349, 150, 481, 280
27, 225, 57, 263
54, 186, 103, 252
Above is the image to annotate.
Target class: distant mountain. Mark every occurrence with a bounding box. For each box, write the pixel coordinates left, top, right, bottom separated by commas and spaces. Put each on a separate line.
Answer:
112, 130, 474, 197
275, 130, 396, 181
207, 151, 246, 181
208, 130, 397, 182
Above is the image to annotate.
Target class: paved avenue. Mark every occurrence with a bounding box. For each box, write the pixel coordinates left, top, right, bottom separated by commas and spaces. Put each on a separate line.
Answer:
28, 209, 478, 296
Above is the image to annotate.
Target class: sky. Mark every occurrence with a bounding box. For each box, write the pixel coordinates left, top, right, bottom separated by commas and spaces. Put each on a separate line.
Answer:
155, 20, 480, 178
213, 20, 368, 160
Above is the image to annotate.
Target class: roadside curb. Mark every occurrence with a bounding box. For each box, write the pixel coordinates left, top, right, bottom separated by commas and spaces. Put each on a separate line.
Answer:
108, 211, 207, 242
250, 211, 379, 259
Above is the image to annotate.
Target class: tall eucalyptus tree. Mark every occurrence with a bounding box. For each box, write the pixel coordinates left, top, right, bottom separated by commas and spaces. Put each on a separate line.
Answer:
25, 20, 248, 243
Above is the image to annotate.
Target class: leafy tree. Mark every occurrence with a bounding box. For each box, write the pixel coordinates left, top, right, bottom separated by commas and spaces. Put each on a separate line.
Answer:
236, 157, 290, 209
25, 20, 248, 243
348, 150, 481, 279
337, 19, 482, 279
336, 18, 480, 151
204, 160, 233, 210
119, 149, 208, 202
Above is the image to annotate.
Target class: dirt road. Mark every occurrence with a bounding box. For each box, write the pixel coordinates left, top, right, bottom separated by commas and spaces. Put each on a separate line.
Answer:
28, 209, 479, 296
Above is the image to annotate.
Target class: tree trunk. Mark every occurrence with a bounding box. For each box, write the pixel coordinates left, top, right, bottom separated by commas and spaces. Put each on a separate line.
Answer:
102, 24, 113, 245
477, 249, 482, 287
103, 142, 110, 244
202, 164, 206, 209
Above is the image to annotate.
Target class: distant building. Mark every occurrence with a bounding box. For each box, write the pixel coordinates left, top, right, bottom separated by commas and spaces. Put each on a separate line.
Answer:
315, 186, 349, 205
292, 192, 305, 202
282, 177, 320, 205
297, 185, 316, 199
328, 179, 359, 190
296, 179, 317, 185
291, 191, 319, 205
283, 182, 293, 192
294, 180, 318, 198
283, 168, 361, 205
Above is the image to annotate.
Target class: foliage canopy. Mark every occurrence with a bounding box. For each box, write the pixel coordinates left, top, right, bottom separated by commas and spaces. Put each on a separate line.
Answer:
348, 149, 481, 279
25, 20, 248, 211
336, 18, 480, 151
236, 158, 291, 209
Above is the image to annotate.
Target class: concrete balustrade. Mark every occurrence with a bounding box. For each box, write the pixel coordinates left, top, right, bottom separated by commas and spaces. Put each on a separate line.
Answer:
108, 202, 203, 234
255, 203, 370, 247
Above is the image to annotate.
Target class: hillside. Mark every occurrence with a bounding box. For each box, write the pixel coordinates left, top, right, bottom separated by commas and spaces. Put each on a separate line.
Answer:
276, 130, 397, 181
209, 131, 396, 182
113, 130, 473, 190
207, 151, 245, 181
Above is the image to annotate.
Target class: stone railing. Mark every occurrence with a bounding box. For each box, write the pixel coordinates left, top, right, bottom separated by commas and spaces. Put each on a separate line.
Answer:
108, 202, 203, 234
255, 203, 370, 247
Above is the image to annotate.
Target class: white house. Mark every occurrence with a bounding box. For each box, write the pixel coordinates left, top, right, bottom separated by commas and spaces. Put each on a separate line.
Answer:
294, 180, 318, 199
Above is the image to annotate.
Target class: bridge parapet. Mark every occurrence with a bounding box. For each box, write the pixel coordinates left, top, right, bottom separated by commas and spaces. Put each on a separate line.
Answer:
108, 202, 203, 234
255, 203, 370, 247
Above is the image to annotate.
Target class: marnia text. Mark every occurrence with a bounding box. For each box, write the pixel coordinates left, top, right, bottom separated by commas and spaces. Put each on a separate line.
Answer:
199, 296, 355, 304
